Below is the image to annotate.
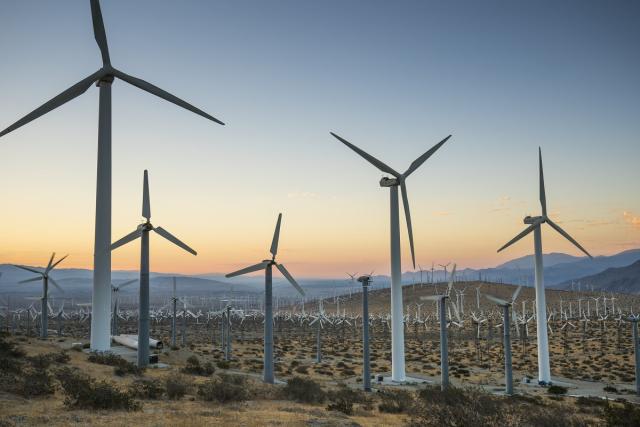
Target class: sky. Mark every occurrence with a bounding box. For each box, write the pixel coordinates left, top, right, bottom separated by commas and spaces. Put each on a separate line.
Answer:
0, 0, 638, 278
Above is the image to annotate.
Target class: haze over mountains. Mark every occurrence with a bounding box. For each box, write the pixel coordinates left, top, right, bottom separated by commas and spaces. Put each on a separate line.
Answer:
2, 248, 640, 301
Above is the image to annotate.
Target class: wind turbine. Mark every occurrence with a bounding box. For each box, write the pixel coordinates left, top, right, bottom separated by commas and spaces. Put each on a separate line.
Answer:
110, 170, 197, 367
330, 131, 451, 382
438, 262, 451, 283
421, 264, 456, 390
0, 0, 223, 351
357, 274, 373, 392
111, 279, 137, 336
485, 286, 522, 396
225, 213, 305, 384
497, 148, 592, 384
13, 253, 67, 339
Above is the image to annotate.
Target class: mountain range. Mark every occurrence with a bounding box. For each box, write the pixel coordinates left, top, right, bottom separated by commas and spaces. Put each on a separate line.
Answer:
2, 248, 640, 302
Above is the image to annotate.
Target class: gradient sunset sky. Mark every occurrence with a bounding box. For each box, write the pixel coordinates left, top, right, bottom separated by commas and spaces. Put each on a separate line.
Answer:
0, 0, 638, 278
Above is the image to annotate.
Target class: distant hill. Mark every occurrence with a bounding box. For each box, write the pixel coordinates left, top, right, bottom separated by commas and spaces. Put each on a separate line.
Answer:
496, 253, 582, 270
556, 260, 640, 293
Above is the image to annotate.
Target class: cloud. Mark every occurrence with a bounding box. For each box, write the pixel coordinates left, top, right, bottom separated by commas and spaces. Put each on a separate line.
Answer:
623, 211, 640, 229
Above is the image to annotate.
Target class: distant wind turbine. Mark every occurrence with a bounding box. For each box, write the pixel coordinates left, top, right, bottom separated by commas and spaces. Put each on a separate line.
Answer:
0, 0, 223, 351
225, 213, 305, 384
330, 131, 451, 382
497, 148, 592, 384
110, 170, 197, 367
13, 253, 67, 339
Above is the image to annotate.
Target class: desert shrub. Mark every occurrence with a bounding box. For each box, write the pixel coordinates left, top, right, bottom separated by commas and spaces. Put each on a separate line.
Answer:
326, 385, 367, 415
182, 356, 215, 376
378, 389, 413, 413
603, 385, 618, 393
547, 385, 568, 395
129, 377, 165, 399
409, 386, 505, 427
55, 367, 139, 410
216, 360, 230, 370
17, 367, 55, 398
604, 401, 640, 427
294, 365, 309, 374
165, 372, 189, 400
87, 351, 142, 376
283, 376, 326, 404
27, 351, 70, 369
197, 373, 250, 403
0, 335, 25, 359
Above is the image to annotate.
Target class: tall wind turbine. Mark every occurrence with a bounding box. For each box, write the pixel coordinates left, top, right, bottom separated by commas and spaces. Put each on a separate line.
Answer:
330, 132, 451, 382
0, 0, 223, 351
110, 170, 197, 367
225, 213, 305, 384
497, 148, 592, 384
13, 253, 67, 339
111, 279, 137, 336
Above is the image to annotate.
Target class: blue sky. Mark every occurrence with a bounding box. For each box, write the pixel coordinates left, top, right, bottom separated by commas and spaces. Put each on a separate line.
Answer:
0, 0, 638, 276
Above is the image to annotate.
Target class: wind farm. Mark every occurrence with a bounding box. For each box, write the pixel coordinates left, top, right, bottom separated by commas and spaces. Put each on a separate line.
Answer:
1, 0, 640, 426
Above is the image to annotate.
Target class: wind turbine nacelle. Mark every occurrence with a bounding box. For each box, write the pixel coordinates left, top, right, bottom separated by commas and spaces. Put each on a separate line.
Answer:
523, 215, 543, 225
357, 275, 372, 284
379, 177, 399, 187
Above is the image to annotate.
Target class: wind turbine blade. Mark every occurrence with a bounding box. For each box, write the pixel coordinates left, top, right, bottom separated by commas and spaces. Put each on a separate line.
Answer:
329, 132, 400, 177
539, 147, 547, 217
0, 69, 104, 138
485, 294, 509, 306
49, 277, 64, 294
112, 69, 225, 125
403, 135, 452, 178
270, 213, 282, 258
497, 224, 536, 253
45, 253, 56, 272
119, 279, 137, 288
90, 0, 110, 65
111, 228, 142, 251
420, 295, 445, 301
275, 263, 305, 297
400, 181, 416, 268
142, 170, 151, 220
546, 219, 592, 258
511, 285, 522, 302
48, 254, 68, 272
153, 227, 197, 256
13, 265, 43, 276
225, 261, 269, 278
19, 277, 42, 284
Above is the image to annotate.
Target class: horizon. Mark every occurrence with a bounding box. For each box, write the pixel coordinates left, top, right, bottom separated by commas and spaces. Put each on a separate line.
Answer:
1, 0, 639, 278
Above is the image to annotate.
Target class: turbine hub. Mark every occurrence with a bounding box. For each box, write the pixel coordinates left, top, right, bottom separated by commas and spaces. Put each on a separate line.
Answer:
379, 177, 399, 187
523, 215, 544, 225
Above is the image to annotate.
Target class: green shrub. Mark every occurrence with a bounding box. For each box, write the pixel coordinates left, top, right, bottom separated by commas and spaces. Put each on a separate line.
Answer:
165, 372, 189, 400
55, 367, 139, 410
197, 373, 250, 403
378, 389, 413, 414
216, 360, 230, 370
604, 401, 640, 427
129, 377, 165, 399
27, 351, 70, 369
327, 385, 370, 415
547, 385, 568, 395
283, 376, 326, 404
87, 351, 143, 376
17, 367, 55, 397
182, 355, 215, 376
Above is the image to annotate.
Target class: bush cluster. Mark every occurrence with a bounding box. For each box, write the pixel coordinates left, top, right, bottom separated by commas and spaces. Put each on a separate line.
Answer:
182, 356, 215, 376
55, 367, 140, 410
129, 377, 165, 399
165, 372, 190, 400
87, 351, 143, 376
282, 376, 326, 404
197, 373, 250, 403
377, 389, 413, 414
